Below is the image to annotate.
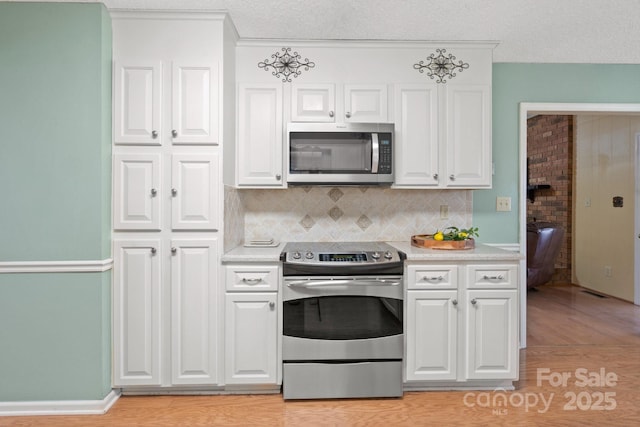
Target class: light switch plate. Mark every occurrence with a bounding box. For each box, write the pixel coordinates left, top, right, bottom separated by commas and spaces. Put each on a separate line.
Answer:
496, 196, 512, 212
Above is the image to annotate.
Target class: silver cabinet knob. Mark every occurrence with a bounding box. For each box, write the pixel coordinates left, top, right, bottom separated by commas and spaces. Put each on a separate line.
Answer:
433, 174, 438, 180
345, 112, 351, 119
150, 247, 157, 255
449, 174, 455, 181
269, 301, 275, 309
151, 130, 158, 139
150, 188, 157, 197
171, 188, 177, 196
171, 247, 177, 255
275, 174, 281, 181
452, 299, 458, 306
471, 298, 477, 305
171, 129, 178, 138
329, 110, 334, 118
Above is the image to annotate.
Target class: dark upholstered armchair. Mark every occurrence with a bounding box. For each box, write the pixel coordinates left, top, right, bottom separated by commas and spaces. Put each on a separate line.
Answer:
526, 222, 565, 289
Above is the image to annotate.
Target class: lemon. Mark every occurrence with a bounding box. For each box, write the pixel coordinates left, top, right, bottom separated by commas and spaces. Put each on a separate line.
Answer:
434, 232, 444, 241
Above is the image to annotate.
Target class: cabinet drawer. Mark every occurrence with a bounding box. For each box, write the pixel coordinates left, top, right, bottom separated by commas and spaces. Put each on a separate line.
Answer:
466, 264, 518, 289
407, 265, 457, 289
225, 265, 279, 291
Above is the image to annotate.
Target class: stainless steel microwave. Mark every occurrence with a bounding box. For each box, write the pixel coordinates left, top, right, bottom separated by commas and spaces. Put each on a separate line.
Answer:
287, 123, 394, 185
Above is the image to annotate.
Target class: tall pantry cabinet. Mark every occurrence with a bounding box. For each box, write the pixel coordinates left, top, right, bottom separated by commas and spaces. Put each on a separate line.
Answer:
111, 11, 237, 389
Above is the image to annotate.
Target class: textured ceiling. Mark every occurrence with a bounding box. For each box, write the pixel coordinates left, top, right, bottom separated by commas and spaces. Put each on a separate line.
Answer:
13, 0, 640, 63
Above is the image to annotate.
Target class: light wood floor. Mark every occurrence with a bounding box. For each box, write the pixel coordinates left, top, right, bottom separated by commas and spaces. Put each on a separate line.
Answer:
2, 283, 639, 426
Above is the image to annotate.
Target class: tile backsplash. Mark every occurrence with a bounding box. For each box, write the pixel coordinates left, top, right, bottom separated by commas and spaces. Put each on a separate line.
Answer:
225, 186, 472, 249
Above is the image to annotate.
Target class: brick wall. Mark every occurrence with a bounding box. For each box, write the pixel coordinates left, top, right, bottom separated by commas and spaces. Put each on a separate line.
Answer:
527, 115, 573, 283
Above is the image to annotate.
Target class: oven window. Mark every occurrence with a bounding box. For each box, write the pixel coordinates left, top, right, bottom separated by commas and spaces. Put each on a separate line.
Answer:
283, 296, 402, 340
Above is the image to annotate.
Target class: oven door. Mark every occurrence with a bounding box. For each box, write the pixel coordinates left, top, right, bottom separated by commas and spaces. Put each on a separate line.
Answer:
282, 275, 403, 361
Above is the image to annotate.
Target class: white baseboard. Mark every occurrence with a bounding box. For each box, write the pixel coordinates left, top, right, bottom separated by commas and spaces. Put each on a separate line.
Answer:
0, 389, 120, 417
0, 258, 113, 273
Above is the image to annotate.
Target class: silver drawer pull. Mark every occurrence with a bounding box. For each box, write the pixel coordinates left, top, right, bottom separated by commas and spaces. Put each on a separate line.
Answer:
483, 275, 504, 280
242, 278, 263, 285
423, 275, 444, 281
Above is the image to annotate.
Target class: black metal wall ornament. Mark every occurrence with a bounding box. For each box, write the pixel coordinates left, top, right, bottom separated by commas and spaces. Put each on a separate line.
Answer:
258, 47, 316, 82
413, 49, 469, 83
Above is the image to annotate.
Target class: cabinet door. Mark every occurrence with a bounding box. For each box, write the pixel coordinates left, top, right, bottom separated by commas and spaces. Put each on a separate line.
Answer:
291, 83, 335, 122
113, 153, 161, 230
237, 84, 284, 186
113, 240, 162, 386
406, 290, 458, 381
113, 62, 162, 145
393, 84, 439, 187
170, 238, 219, 385
171, 62, 219, 145
225, 293, 278, 384
445, 84, 492, 187
465, 289, 518, 380
171, 153, 219, 230
344, 84, 388, 123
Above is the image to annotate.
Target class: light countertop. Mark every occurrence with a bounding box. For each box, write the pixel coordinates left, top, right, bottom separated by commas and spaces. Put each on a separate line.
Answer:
222, 241, 522, 263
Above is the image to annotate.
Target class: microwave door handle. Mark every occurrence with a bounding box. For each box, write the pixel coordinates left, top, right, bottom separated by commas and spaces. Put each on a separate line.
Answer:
371, 133, 379, 173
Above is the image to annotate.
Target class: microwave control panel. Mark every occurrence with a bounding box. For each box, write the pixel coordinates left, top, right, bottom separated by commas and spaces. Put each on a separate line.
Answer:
378, 134, 392, 174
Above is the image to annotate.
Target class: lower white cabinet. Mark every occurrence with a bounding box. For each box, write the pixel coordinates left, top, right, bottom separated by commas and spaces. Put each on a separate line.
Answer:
224, 293, 278, 384
113, 239, 162, 386
113, 237, 220, 387
224, 264, 280, 385
405, 262, 519, 384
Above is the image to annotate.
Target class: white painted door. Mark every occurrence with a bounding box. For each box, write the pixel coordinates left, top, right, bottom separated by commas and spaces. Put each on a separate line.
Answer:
465, 289, 518, 380
237, 84, 284, 186
291, 83, 335, 122
113, 153, 161, 230
406, 290, 458, 381
636, 134, 640, 306
393, 84, 439, 187
170, 238, 219, 385
113, 239, 162, 386
344, 84, 388, 123
171, 153, 219, 230
445, 84, 492, 188
171, 62, 219, 145
113, 62, 162, 145
225, 292, 278, 384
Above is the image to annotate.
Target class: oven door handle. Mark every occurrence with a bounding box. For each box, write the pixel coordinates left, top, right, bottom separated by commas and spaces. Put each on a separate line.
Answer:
286, 279, 402, 288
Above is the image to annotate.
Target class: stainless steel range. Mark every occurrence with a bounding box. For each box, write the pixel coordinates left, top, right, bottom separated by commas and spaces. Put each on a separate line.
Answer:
280, 242, 405, 400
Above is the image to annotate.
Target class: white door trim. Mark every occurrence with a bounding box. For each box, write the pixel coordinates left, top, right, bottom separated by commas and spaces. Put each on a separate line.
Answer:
518, 102, 640, 348
635, 133, 640, 306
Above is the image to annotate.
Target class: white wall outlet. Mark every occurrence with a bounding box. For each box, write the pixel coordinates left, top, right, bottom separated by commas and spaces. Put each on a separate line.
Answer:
440, 205, 449, 219
496, 196, 512, 212
604, 266, 612, 277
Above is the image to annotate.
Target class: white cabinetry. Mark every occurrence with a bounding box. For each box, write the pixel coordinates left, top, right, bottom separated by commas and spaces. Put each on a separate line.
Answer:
236, 84, 284, 187
171, 239, 219, 385
405, 261, 518, 385
291, 83, 387, 123
224, 264, 280, 385
114, 60, 218, 146
111, 11, 235, 390
113, 240, 162, 386
394, 83, 491, 188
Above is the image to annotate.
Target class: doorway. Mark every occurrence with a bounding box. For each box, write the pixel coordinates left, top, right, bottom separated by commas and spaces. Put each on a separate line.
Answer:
518, 103, 640, 348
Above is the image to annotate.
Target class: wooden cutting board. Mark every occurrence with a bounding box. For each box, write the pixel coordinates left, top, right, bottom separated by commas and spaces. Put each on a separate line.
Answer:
411, 235, 475, 250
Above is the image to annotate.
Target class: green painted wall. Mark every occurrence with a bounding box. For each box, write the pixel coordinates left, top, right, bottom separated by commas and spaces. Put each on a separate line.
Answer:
0, 2, 112, 262
0, 3, 112, 402
476, 63, 640, 243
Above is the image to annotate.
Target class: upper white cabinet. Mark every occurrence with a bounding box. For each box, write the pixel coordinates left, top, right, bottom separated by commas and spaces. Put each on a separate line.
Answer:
236, 83, 284, 187
291, 83, 388, 123
114, 61, 218, 146
394, 82, 492, 189
171, 153, 219, 231
113, 62, 162, 145
291, 83, 335, 122
113, 153, 161, 230
343, 84, 388, 123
